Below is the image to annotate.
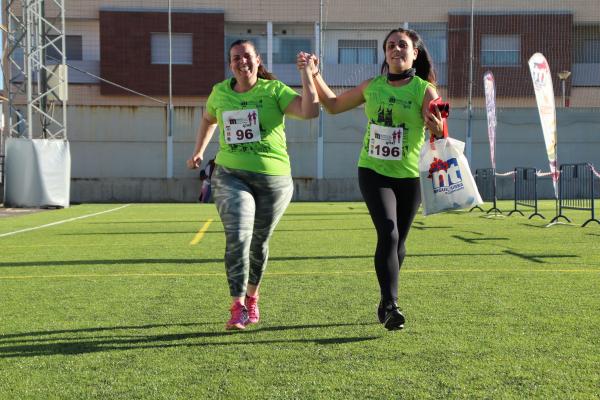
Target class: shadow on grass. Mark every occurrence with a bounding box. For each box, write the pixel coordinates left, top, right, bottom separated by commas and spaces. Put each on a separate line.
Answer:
442, 210, 474, 215
410, 221, 455, 230
58, 231, 222, 236
0, 322, 212, 340
0, 322, 381, 358
460, 231, 484, 235
284, 212, 369, 217
0, 256, 368, 268
88, 220, 212, 224
502, 250, 578, 264
451, 235, 510, 244
275, 228, 373, 233
0, 253, 516, 269
411, 225, 453, 230
518, 223, 555, 229
0, 258, 222, 268
58, 226, 380, 235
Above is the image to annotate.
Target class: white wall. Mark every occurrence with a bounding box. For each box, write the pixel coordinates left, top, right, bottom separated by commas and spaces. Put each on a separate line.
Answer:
64, 105, 600, 201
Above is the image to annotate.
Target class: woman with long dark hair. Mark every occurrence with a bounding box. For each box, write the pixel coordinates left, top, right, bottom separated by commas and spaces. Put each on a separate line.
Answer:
301, 28, 444, 330
188, 39, 319, 330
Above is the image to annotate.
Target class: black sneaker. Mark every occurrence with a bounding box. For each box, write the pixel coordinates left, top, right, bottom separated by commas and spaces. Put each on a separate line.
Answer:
383, 303, 405, 331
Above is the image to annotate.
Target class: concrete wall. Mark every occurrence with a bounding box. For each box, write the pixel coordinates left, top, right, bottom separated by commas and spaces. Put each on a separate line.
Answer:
65, 105, 600, 202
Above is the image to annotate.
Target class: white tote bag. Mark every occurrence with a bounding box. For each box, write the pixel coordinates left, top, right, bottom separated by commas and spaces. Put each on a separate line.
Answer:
418, 137, 483, 216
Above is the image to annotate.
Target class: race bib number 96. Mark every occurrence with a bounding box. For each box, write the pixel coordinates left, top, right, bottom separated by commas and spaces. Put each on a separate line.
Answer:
222, 109, 261, 144
368, 124, 403, 160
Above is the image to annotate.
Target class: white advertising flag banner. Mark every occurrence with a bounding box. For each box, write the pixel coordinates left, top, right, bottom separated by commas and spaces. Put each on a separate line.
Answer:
528, 53, 559, 197
483, 71, 497, 169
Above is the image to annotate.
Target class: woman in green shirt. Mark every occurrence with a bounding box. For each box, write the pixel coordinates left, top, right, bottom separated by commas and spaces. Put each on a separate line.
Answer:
187, 39, 319, 330
303, 28, 444, 330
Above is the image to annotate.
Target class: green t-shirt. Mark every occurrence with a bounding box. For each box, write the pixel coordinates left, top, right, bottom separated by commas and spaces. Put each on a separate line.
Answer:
206, 78, 298, 175
358, 75, 431, 178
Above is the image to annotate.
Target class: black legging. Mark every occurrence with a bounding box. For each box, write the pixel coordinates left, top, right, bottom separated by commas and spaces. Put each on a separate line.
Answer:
358, 167, 421, 304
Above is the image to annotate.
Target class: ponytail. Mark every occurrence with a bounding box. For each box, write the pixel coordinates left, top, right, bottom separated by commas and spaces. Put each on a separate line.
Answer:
257, 64, 277, 80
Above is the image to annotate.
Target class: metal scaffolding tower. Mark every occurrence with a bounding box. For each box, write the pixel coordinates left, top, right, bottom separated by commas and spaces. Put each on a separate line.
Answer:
2, 0, 70, 208
4, 0, 68, 140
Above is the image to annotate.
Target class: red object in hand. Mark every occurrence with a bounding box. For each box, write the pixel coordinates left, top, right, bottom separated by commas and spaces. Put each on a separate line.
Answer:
429, 98, 450, 118
428, 97, 450, 142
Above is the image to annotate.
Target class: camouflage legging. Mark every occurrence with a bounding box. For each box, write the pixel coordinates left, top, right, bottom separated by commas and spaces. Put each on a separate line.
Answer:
212, 165, 294, 297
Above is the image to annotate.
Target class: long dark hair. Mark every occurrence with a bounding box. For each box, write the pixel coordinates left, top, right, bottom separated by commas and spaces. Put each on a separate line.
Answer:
228, 39, 277, 80
380, 28, 437, 84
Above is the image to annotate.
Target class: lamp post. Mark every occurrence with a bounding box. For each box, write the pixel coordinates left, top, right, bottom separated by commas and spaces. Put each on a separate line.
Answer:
465, 0, 474, 165
557, 70, 571, 108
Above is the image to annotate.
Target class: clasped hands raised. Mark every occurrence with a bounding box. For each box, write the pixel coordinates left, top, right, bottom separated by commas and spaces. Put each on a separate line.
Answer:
296, 52, 320, 76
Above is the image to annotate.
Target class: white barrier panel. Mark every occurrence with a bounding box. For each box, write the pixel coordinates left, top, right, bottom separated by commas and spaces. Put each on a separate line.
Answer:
4, 138, 71, 208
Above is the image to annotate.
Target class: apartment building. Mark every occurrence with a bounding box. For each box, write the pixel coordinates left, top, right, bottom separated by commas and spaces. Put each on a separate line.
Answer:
51, 0, 600, 107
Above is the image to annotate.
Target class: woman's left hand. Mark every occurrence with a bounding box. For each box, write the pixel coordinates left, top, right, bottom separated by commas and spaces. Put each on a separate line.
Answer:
425, 107, 444, 138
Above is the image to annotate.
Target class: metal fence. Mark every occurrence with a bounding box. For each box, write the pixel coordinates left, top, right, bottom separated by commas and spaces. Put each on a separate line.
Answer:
550, 163, 600, 227
508, 167, 544, 219
471, 168, 501, 214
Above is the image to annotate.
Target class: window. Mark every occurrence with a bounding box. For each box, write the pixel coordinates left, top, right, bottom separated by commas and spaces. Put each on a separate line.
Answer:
151, 33, 193, 65
225, 36, 312, 64
582, 39, 600, 62
46, 35, 82, 61
574, 25, 600, 63
273, 37, 312, 64
338, 40, 377, 64
412, 24, 447, 64
422, 36, 446, 64
481, 35, 520, 66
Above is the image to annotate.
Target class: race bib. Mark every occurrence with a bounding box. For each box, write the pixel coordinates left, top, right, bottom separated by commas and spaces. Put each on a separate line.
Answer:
368, 124, 403, 160
222, 109, 261, 144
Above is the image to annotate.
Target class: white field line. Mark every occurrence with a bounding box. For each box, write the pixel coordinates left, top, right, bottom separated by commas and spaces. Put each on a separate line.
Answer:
0, 204, 132, 238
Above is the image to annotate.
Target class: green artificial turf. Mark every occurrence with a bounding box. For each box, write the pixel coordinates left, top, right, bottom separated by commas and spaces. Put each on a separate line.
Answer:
0, 201, 598, 399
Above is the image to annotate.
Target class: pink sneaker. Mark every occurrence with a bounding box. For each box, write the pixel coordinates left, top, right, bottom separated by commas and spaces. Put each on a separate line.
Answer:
225, 301, 249, 330
245, 295, 260, 324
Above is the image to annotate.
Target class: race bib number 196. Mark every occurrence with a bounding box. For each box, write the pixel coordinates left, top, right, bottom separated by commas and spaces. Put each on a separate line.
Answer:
368, 124, 403, 160
222, 109, 261, 144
